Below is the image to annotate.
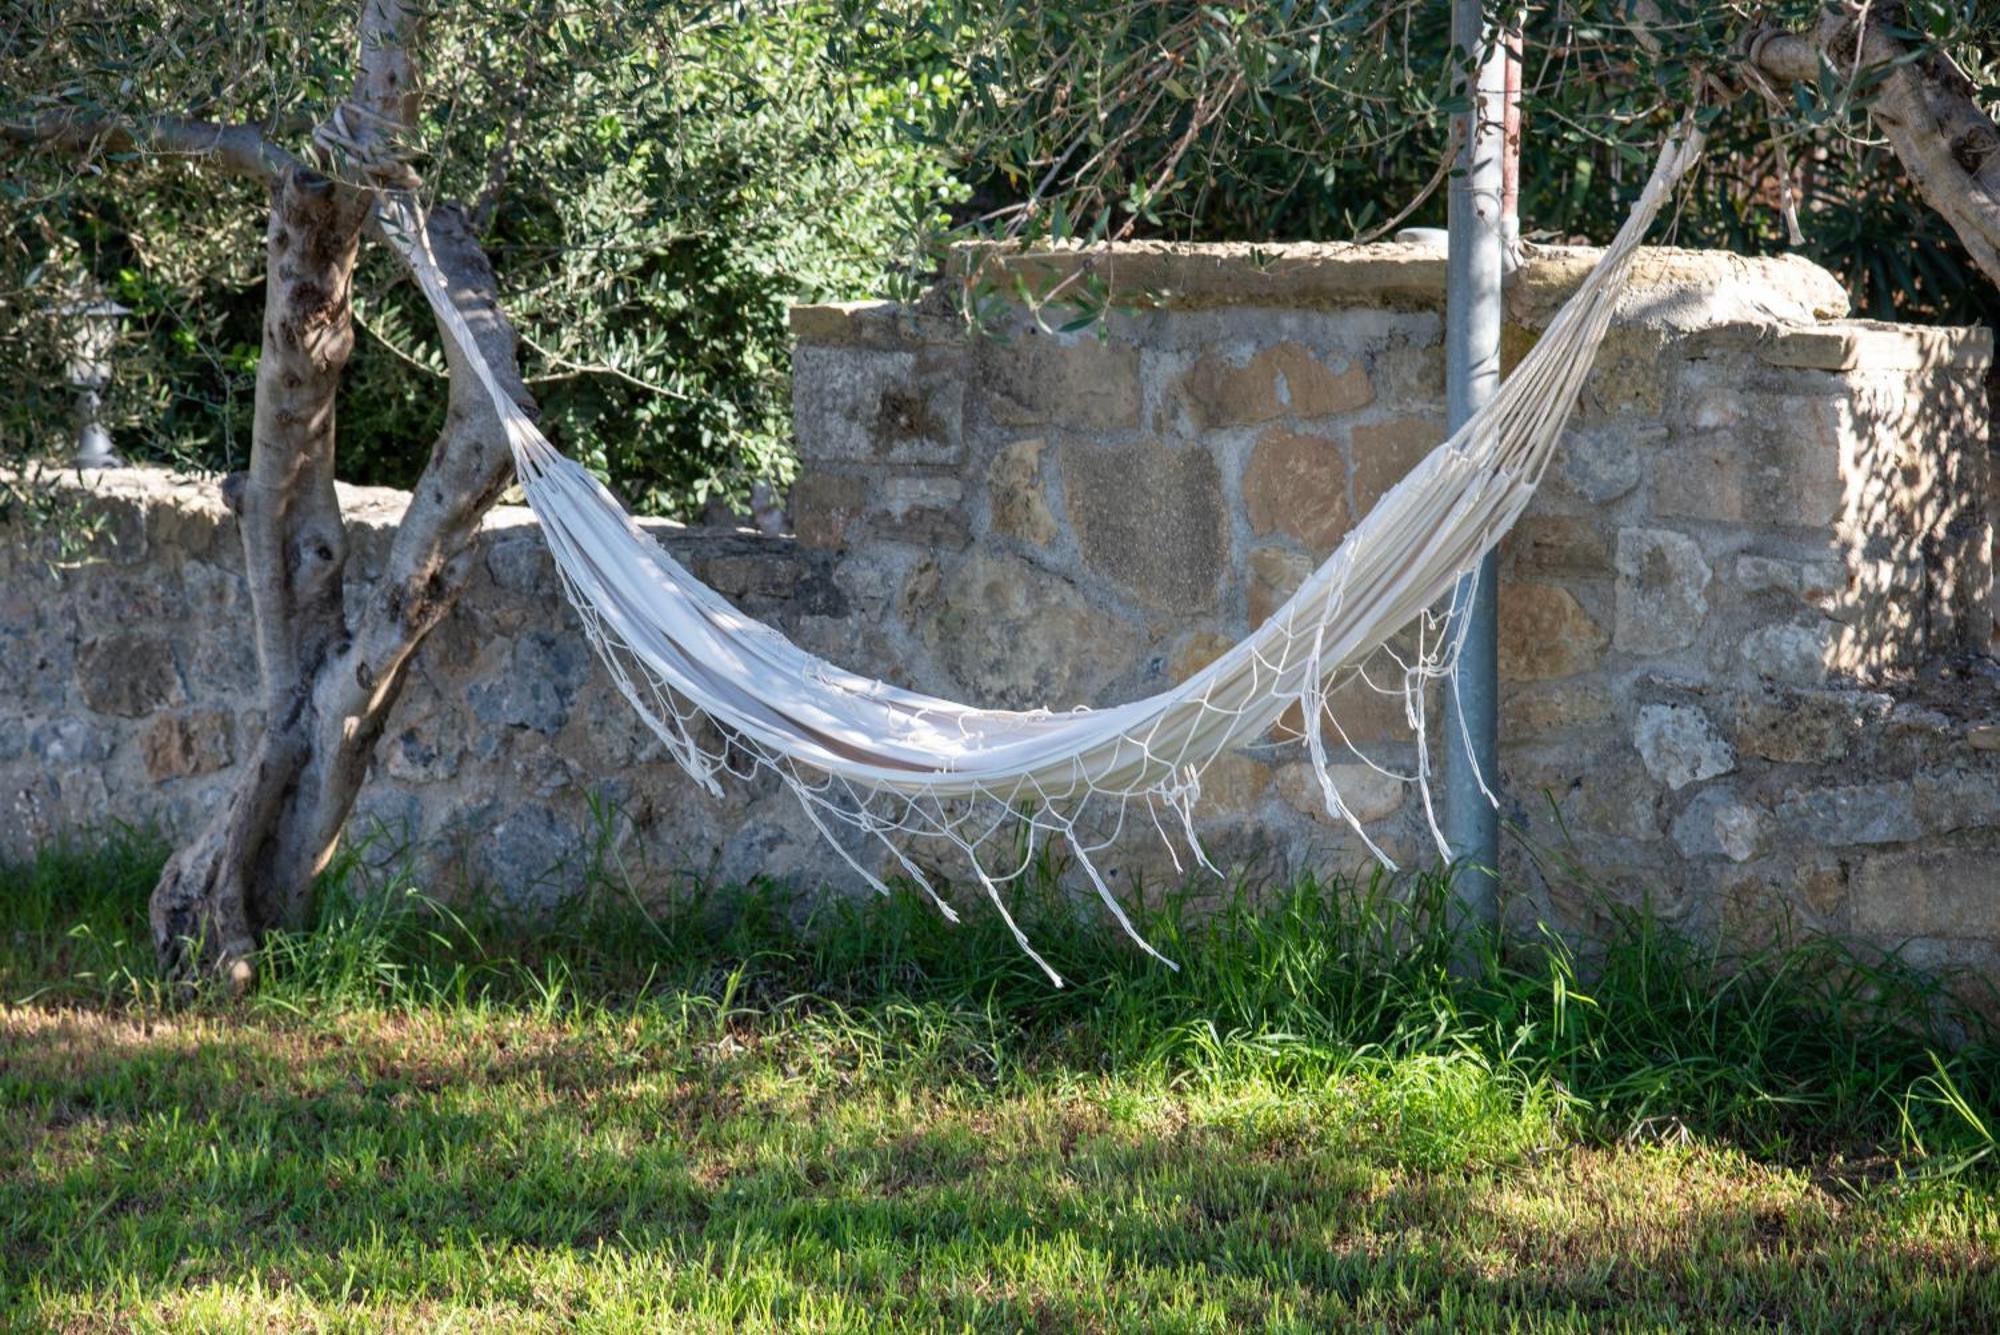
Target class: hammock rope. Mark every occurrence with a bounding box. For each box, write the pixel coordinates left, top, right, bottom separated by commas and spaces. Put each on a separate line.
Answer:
377, 125, 1706, 984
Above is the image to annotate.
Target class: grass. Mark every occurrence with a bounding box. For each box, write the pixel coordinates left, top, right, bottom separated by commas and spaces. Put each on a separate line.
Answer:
3, 827, 1998, 1331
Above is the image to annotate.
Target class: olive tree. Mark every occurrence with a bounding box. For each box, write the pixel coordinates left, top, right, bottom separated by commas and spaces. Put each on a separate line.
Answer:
2, 0, 941, 980
2, 0, 538, 980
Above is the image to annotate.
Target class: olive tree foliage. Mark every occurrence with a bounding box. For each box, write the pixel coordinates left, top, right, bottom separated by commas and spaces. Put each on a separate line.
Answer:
929, 0, 1999, 334
2, 1, 959, 514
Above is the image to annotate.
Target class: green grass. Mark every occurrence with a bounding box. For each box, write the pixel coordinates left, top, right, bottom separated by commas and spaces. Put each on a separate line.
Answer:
3, 828, 1998, 1331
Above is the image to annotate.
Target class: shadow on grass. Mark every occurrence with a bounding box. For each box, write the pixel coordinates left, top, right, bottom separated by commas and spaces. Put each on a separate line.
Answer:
4, 1005, 1997, 1329
4, 829, 1999, 1325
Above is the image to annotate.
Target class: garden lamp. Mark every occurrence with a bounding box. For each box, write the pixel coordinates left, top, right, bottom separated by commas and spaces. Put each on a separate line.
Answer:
60, 293, 130, 469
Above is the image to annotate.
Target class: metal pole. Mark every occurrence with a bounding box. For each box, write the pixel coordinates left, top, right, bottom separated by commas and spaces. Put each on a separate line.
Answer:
1443, 2, 1511, 939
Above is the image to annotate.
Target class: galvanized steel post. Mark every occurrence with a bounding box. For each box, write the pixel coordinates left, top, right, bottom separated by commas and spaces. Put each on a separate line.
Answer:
1443, 1, 1513, 939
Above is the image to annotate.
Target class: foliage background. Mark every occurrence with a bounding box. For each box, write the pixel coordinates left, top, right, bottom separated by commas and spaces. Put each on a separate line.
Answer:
940, 0, 2000, 332
2, 1, 1996, 517
1, 1, 964, 515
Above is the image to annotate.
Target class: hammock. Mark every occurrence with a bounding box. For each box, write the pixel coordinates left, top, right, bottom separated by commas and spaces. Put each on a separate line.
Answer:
379, 127, 1704, 983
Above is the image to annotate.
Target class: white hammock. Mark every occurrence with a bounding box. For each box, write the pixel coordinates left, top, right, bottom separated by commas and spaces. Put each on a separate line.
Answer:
380, 127, 1704, 983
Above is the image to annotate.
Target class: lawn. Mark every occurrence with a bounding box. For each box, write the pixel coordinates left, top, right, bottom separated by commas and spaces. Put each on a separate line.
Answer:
3, 832, 1998, 1331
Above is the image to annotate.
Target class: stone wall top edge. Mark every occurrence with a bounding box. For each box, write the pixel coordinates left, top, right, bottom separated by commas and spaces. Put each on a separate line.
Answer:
5, 465, 784, 552
794, 243, 1860, 340
1756, 319, 1995, 372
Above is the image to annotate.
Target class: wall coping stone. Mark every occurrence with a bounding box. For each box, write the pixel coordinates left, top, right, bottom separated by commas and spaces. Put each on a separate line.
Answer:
1756, 319, 1995, 372
8, 464, 771, 550
884, 240, 1856, 331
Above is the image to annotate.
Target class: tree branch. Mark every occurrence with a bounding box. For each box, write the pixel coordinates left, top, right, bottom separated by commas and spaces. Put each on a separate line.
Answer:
1, 113, 301, 180
355, 0, 423, 150
1750, 6, 2000, 290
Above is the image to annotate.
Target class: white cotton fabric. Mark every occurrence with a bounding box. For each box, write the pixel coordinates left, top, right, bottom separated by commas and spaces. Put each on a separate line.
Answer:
378, 129, 1704, 983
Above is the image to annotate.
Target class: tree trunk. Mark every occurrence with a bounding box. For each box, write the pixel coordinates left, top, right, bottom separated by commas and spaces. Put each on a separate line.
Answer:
149, 184, 529, 982
148, 0, 531, 983
148, 167, 369, 981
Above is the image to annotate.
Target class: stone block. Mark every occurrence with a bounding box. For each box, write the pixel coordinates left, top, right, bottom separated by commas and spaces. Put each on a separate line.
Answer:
1545, 754, 1665, 845
1350, 416, 1444, 520
1498, 583, 1608, 681
1061, 439, 1225, 611
486, 532, 554, 594
473, 804, 587, 915
1573, 330, 1671, 423
150, 494, 229, 560
697, 551, 807, 605
1369, 329, 1446, 399
1274, 668, 1418, 748
140, 710, 234, 781
1613, 528, 1710, 655
467, 631, 591, 735
1714, 865, 1793, 951
1247, 546, 1315, 629
1274, 760, 1406, 824
1554, 427, 1643, 504
1179, 341, 1372, 427
987, 438, 1058, 546
29, 717, 114, 765
1775, 781, 1920, 847
1197, 751, 1273, 814
180, 561, 249, 619
1913, 766, 2000, 836
1169, 631, 1234, 684
913, 552, 1143, 709
789, 300, 960, 349
1633, 703, 1735, 790
1649, 426, 1844, 529
864, 474, 968, 550
1508, 250, 1848, 331
1793, 857, 1850, 921
1670, 787, 1767, 862
73, 493, 150, 567
1242, 427, 1350, 553
1757, 321, 1993, 372
1729, 686, 1875, 764
1738, 622, 1832, 685
1735, 553, 1845, 606
789, 472, 869, 550
74, 570, 171, 627
1505, 515, 1609, 577
791, 344, 963, 465
1854, 848, 2000, 940
1348, 661, 1430, 743
978, 328, 1139, 431
385, 726, 462, 785
76, 632, 181, 718
2, 630, 75, 711
1502, 680, 1614, 735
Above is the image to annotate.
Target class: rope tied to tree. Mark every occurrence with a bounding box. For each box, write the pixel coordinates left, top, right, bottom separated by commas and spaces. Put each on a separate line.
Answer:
311, 101, 421, 191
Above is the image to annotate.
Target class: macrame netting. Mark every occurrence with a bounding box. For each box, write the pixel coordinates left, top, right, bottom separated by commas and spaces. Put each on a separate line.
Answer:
379, 127, 1704, 984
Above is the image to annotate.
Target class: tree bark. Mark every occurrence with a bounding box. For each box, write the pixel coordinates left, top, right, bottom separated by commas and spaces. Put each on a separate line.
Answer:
148, 0, 533, 983
147, 163, 369, 979
0, 114, 301, 179
1749, 4, 2000, 290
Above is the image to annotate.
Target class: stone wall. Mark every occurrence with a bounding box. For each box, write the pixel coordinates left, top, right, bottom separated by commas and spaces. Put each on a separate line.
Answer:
784, 241, 2000, 976
2, 473, 844, 905
4, 238, 1997, 979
